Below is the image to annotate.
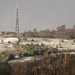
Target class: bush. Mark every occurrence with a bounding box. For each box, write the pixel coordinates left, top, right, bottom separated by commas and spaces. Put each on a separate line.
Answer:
70, 35, 74, 39
50, 53, 56, 57
22, 44, 38, 51
3, 54, 15, 62
23, 53, 29, 56
38, 50, 43, 55
28, 51, 34, 56
45, 51, 51, 56
18, 52, 22, 57
34, 50, 39, 55
45, 52, 49, 56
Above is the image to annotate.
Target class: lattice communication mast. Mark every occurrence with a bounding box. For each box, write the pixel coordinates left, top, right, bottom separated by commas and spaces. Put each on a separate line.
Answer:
15, 6, 19, 33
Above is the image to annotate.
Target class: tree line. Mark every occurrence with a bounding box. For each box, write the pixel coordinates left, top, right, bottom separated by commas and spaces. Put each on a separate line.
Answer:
22, 25, 75, 39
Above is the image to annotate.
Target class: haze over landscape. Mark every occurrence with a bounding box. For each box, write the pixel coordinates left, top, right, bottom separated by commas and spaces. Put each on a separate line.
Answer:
0, 1, 75, 75
0, 0, 75, 32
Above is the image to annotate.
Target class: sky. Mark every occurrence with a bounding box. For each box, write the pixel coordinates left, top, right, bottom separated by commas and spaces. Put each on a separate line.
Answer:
0, 0, 75, 33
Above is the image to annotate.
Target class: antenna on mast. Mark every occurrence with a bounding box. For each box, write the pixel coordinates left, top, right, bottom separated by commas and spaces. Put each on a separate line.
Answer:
15, 5, 19, 34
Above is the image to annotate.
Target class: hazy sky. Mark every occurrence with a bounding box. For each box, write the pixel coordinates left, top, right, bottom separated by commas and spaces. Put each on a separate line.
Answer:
0, 0, 75, 32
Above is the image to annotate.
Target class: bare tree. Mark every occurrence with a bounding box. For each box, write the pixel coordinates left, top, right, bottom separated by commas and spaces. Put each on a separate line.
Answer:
33, 28, 37, 32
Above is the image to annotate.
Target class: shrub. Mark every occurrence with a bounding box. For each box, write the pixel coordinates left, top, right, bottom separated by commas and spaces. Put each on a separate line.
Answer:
18, 52, 22, 57
3, 54, 15, 62
50, 53, 56, 57
23, 53, 29, 56
69, 35, 74, 39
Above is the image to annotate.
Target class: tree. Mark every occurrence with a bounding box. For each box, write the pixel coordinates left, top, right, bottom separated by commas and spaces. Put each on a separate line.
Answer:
57, 25, 66, 31
33, 28, 37, 32
38, 29, 52, 38
73, 25, 75, 30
